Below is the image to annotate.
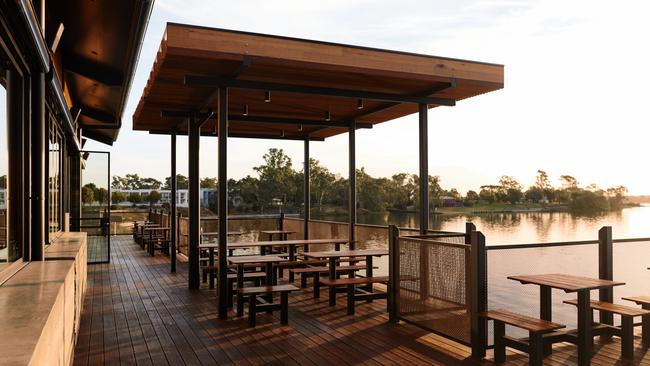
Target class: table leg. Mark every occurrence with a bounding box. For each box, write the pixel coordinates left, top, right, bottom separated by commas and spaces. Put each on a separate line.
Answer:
365, 255, 373, 302
577, 290, 592, 366
265, 262, 274, 305
540, 286, 552, 355
236, 264, 245, 316
209, 248, 215, 289
288, 245, 296, 283
329, 257, 336, 306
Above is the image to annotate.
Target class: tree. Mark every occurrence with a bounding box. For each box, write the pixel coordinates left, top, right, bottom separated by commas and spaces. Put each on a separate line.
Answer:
465, 190, 479, 201
525, 187, 544, 203
254, 148, 296, 210
147, 190, 161, 206
96, 188, 109, 205
505, 188, 523, 204
111, 175, 127, 190
111, 191, 126, 204
200, 177, 218, 188
309, 159, 336, 212
535, 170, 552, 190
82, 185, 95, 205
164, 174, 188, 189
140, 177, 162, 190
559, 175, 579, 190
127, 192, 142, 206
0, 175, 7, 189
479, 185, 501, 204
607, 185, 628, 209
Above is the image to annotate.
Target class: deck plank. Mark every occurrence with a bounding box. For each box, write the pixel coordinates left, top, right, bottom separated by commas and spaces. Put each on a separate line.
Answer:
74, 236, 650, 366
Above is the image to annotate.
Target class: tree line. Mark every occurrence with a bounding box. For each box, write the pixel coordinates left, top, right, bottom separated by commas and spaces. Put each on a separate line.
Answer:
106, 149, 630, 213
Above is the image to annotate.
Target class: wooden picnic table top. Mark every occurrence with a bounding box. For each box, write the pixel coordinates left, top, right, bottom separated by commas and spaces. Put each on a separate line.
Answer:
507, 274, 625, 292
234, 238, 354, 248
201, 231, 244, 236
303, 249, 389, 259
228, 255, 285, 264
143, 227, 169, 231
260, 230, 296, 234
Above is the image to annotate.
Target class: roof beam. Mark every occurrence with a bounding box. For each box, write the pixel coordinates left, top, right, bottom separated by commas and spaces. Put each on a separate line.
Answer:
79, 106, 117, 125
66, 56, 124, 87
228, 115, 373, 129
184, 75, 456, 106
148, 129, 325, 141
350, 79, 457, 120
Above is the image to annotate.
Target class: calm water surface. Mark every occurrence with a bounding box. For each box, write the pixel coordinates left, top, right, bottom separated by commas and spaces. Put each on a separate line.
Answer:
319, 206, 650, 335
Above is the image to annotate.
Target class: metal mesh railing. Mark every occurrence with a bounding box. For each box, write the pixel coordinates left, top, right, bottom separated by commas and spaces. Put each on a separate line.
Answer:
397, 235, 471, 345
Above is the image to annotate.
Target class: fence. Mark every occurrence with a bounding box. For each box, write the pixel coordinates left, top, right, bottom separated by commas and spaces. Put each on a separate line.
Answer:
388, 223, 487, 355
485, 227, 650, 343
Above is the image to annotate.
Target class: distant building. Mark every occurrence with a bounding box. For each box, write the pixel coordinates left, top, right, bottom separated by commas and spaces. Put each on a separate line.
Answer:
0, 188, 5, 209
111, 188, 216, 208
441, 195, 464, 207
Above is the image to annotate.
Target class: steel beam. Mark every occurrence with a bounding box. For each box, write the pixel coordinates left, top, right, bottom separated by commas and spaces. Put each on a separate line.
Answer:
149, 129, 325, 141
7, 70, 24, 260
348, 122, 356, 249
418, 103, 429, 234
184, 75, 456, 106
229, 115, 373, 129
66, 56, 124, 86
31, 72, 45, 260
217, 88, 229, 319
170, 132, 177, 273
303, 138, 310, 244
79, 106, 117, 125
188, 113, 201, 289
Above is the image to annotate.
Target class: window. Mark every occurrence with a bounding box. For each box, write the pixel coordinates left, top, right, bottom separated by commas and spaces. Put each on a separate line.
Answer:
48, 116, 63, 234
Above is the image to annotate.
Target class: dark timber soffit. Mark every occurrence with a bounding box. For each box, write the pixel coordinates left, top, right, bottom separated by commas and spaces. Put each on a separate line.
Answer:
148, 129, 325, 141
184, 76, 456, 106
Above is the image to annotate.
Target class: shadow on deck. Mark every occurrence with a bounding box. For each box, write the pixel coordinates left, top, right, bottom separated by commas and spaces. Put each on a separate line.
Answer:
73, 236, 650, 365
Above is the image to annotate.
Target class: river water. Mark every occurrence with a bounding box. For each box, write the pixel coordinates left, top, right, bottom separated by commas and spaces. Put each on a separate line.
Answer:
317, 206, 650, 336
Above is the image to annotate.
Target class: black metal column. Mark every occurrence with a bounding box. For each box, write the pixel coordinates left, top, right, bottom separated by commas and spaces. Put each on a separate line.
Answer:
7, 69, 24, 261
418, 103, 429, 234
348, 122, 356, 249
70, 151, 81, 232
22, 76, 31, 260
598, 226, 613, 325
170, 132, 177, 273
30, 72, 45, 260
188, 113, 200, 289
218, 88, 229, 319
303, 138, 310, 244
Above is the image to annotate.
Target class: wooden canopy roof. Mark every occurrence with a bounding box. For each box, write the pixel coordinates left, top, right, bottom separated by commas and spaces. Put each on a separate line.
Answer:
133, 23, 504, 140
47, 0, 153, 145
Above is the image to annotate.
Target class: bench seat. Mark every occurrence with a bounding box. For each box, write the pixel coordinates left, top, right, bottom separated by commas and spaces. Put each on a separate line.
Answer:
564, 299, 650, 358
237, 285, 299, 326
289, 265, 370, 288
483, 309, 565, 366
318, 276, 389, 314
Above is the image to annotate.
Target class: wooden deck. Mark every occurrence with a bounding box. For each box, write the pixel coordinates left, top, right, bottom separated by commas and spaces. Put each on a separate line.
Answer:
74, 236, 650, 365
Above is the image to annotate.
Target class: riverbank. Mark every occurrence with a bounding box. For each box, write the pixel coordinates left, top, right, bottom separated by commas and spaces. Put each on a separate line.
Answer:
436, 203, 566, 214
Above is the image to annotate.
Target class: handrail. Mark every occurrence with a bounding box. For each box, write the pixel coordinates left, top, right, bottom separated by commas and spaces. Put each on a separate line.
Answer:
399, 236, 469, 249
487, 236, 650, 250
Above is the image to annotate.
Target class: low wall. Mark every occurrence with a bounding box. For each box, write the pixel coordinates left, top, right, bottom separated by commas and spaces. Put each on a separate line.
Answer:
0, 232, 87, 366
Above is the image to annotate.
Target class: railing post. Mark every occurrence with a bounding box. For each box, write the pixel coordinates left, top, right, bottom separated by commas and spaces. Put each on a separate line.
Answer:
599, 226, 613, 325
470, 231, 487, 358
279, 212, 285, 231
465, 222, 476, 244
388, 225, 400, 323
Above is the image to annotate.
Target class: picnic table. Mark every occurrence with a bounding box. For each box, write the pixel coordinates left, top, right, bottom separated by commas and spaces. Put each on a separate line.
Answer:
260, 230, 295, 241
229, 255, 285, 306
508, 273, 624, 366
303, 249, 387, 281
143, 227, 171, 255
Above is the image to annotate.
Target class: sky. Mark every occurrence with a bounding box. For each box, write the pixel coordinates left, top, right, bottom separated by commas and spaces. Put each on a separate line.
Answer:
3, 0, 650, 194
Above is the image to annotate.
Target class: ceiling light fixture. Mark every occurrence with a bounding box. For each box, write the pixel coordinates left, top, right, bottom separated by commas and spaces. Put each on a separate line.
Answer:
298, 124, 303, 132
280, 129, 285, 137
325, 111, 331, 122
264, 91, 271, 103
357, 99, 364, 109
243, 104, 249, 116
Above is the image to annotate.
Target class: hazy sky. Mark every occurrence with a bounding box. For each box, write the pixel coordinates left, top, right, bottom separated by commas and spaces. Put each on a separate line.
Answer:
6, 0, 649, 194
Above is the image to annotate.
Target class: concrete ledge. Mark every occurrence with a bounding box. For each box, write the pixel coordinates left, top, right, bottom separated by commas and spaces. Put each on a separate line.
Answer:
0, 232, 87, 366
